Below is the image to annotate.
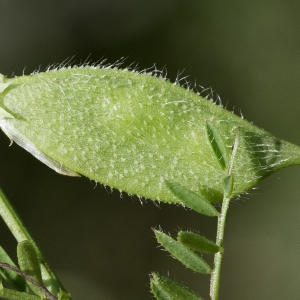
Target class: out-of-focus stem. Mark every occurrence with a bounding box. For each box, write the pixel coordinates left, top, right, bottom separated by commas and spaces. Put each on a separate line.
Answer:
0, 188, 68, 297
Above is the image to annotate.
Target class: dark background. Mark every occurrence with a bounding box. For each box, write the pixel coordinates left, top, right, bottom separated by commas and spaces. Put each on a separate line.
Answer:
1, 1, 300, 299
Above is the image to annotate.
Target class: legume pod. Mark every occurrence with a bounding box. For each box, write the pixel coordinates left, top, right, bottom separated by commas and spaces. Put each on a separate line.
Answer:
1, 67, 299, 203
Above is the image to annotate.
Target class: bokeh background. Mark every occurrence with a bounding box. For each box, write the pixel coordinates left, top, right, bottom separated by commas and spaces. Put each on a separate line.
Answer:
1, 1, 300, 299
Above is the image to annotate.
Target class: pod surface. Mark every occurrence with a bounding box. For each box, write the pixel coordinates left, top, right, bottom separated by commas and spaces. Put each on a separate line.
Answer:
0, 67, 299, 203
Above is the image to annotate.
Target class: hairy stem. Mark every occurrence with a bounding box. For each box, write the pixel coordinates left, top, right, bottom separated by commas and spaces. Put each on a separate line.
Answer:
0, 188, 67, 297
209, 194, 230, 300
210, 127, 239, 299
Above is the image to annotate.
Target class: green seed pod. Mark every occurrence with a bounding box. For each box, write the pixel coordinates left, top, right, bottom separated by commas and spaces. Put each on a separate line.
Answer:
1, 67, 300, 203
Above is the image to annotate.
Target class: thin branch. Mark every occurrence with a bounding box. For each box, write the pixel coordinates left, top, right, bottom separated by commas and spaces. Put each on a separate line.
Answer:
0, 262, 57, 300
210, 127, 240, 300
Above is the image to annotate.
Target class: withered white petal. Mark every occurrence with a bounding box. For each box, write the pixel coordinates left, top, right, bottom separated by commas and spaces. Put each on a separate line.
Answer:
0, 119, 79, 177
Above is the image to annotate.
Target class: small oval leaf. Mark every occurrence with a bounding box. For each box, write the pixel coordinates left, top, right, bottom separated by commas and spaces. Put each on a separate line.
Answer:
150, 279, 169, 300
154, 230, 211, 274
177, 231, 223, 254
165, 179, 219, 217
206, 120, 229, 171
150, 273, 205, 300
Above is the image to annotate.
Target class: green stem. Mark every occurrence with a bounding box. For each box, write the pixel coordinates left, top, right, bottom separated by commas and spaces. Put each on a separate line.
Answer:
0, 188, 67, 297
209, 194, 230, 300
210, 127, 240, 299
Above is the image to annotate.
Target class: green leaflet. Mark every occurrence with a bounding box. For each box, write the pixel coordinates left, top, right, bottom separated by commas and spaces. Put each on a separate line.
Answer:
154, 230, 211, 274
177, 231, 223, 254
206, 120, 229, 171
1, 67, 300, 203
164, 179, 219, 216
150, 273, 204, 300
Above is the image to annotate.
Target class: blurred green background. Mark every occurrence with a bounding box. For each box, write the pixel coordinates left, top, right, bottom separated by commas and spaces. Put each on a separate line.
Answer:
1, 1, 300, 299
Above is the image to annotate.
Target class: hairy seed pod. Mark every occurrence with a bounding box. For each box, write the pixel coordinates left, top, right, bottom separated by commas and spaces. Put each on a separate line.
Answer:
0, 67, 300, 203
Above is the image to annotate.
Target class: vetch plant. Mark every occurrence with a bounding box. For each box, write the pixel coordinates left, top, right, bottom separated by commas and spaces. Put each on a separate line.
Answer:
0, 62, 300, 299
